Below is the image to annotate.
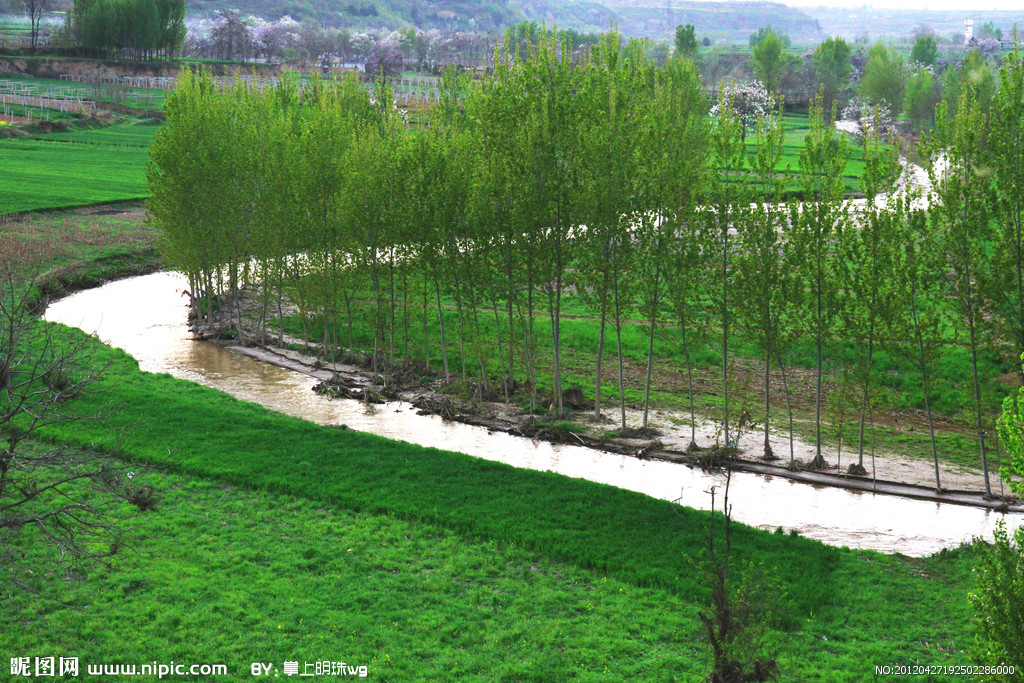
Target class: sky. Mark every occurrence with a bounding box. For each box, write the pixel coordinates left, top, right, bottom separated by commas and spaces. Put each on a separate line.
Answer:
781, 0, 1024, 10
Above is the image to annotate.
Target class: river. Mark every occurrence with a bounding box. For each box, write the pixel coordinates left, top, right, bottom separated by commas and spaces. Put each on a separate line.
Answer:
44, 271, 1024, 557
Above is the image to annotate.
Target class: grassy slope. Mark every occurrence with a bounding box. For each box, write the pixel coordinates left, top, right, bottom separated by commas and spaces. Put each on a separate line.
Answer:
0, 123, 159, 214
0, 207, 161, 301
18, 329, 976, 681
8, 471, 706, 680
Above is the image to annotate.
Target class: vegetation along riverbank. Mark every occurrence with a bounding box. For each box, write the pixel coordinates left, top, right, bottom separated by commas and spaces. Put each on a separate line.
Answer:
150, 43, 1024, 503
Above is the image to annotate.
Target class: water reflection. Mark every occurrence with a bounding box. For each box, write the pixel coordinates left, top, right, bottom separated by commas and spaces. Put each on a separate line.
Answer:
45, 271, 1023, 557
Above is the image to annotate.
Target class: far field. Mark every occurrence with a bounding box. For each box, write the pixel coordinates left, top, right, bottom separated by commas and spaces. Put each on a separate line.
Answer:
0, 121, 159, 214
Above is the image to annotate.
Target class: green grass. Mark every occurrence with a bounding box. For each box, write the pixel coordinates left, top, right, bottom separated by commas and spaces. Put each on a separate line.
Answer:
743, 113, 871, 195
6, 321, 978, 681
33, 122, 162, 147
6, 470, 707, 680
0, 18, 31, 37
0, 123, 159, 213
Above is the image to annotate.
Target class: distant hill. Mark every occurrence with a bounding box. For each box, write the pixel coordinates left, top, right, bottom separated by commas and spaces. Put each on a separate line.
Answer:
516, 0, 619, 34
603, 0, 823, 42
186, 0, 824, 42
185, 0, 528, 31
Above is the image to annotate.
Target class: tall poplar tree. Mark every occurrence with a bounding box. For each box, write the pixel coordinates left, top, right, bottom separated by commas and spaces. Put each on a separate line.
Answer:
921, 88, 995, 495
703, 88, 747, 450
577, 32, 642, 420
842, 120, 900, 475
792, 95, 849, 469
988, 43, 1024, 370
736, 103, 788, 461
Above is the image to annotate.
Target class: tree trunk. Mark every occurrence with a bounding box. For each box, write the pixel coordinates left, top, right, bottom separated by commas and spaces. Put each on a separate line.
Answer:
642, 263, 661, 429
774, 345, 796, 467
402, 271, 409, 361
550, 267, 564, 415
423, 273, 430, 368
595, 308, 607, 419
680, 312, 697, 450
721, 221, 730, 449
612, 250, 627, 433
810, 244, 827, 470
762, 319, 775, 460
490, 296, 507, 403
434, 277, 450, 383
453, 273, 468, 381
388, 252, 396, 367
855, 323, 875, 473
968, 315, 992, 496
470, 298, 488, 395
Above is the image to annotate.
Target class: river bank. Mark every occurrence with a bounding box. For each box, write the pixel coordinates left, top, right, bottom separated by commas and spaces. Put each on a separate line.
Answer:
228, 342, 1023, 513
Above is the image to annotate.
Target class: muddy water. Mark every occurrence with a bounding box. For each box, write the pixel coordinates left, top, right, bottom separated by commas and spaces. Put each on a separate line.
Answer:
45, 271, 1023, 557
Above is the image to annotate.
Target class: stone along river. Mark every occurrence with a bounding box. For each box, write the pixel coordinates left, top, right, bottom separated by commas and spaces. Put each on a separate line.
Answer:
45, 272, 1024, 557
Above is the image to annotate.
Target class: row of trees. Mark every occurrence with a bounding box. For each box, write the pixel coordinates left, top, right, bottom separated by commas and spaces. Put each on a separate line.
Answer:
68, 0, 185, 59
149, 33, 1024, 496
181, 14, 498, 68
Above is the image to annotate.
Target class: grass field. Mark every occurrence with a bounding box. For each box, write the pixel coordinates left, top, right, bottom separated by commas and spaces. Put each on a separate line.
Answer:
0, 17, 31, 39
36, 122, 163, 147
0, 122, 159, 214
0, 205, 159, 282
744, 113, 869, 194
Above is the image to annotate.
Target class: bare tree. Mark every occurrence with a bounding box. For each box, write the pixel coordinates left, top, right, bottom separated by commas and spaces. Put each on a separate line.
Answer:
695, 470, 779, 683
20, 0, 50, 50
0, 273, 154, 595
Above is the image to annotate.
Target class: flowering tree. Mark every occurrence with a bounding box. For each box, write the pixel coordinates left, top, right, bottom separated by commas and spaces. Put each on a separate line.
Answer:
710, 80, 774, 141
364, 41, 404, 82
249, 16, 301, 62
841, 97, 897, 147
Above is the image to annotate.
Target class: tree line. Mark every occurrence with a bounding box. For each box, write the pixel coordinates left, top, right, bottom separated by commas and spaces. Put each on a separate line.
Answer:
148, 32, 1024, 495
722, 27, 1004, 135
68, 0, 185, 59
